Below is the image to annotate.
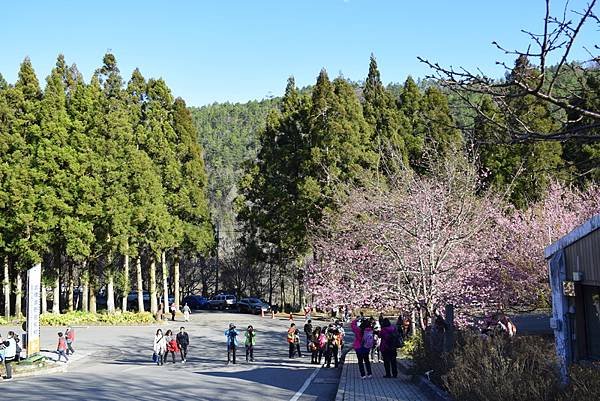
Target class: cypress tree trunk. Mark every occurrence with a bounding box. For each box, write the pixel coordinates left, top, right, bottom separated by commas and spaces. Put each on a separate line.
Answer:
15, 272, 23, 318
136, 257, 144, 312
149, 257, 157, 314
122, 254, 129, 312
174, 252, 180, 309
162, 251, 168, 311
52, 276, 60, 314
106, 272, 115, 314
41, 284, 47, 314
3, 256, 9, 319
67, 262, 74, 312
82, 261, 89, 312
89, 262, 96, 314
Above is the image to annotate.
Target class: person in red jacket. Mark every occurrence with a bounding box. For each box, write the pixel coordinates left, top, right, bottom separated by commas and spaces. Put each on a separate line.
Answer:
57, 332, 69, 363
65, 327, 75, 355
165, 329, 180, 363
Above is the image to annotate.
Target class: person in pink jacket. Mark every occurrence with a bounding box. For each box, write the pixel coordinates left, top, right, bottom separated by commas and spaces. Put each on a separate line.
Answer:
379, 318, 399, 378
351, 317, 372, 378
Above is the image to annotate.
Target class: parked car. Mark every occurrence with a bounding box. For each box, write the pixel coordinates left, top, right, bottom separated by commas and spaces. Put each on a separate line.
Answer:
182, 295, 209, 310
208, 294, 237, 310
238, 298, 270, 314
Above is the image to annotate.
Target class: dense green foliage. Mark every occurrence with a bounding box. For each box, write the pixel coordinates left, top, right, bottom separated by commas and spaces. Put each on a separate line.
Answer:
39, 311, 155, 326
1, 54, 212, 316
190, 100, 277, 232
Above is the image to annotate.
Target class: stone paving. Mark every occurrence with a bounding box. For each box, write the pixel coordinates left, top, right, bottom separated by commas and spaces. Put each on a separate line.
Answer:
335, 352, 431, 401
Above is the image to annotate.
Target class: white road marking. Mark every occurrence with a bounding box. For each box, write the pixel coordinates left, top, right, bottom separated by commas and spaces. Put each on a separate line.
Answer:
289, 365, 321, 401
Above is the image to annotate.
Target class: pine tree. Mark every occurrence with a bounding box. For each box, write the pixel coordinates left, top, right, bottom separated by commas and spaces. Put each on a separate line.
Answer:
363, 55, 408, 175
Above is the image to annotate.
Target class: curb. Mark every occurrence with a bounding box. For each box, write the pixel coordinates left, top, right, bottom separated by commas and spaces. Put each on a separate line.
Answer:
11, 363, 68, 379
411, 375, 454, 401
334, 348, 352, 401
398, 359, 453, 401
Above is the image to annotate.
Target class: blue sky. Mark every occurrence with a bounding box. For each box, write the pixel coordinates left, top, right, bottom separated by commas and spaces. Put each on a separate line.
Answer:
1, 0, 596, 106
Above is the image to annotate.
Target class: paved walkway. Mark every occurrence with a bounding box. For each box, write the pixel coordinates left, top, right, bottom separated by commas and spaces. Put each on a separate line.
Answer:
335, 352, 431, 401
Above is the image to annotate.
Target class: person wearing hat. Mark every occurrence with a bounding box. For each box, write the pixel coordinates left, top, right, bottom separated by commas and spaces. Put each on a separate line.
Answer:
224, 323, 239, 364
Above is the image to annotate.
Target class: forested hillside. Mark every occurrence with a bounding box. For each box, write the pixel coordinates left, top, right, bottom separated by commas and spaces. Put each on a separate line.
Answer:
189, 99, 277, 255
192, 54, 599, 310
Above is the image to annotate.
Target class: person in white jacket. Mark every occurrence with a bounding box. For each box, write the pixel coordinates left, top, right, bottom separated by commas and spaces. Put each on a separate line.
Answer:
153, 329, 167, 366
2, 331, 17, 380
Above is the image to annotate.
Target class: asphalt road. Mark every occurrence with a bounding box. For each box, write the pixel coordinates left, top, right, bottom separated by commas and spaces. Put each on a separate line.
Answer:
2, 311, 344, 401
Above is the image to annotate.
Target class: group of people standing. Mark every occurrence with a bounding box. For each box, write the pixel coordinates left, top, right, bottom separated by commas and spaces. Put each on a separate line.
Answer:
224, 323, 256, 364
351, 314, 404, 379
302, 320, 345, 368
153, 327, 190, 365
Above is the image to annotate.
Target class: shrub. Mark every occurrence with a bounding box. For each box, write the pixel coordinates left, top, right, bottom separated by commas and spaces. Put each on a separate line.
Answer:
400, 334, 420, 359
40, 311, 155, 326
410, 331, 454, 388
0, 316, 8, 325
557, 362, 600, 401
443, 333, 559, 401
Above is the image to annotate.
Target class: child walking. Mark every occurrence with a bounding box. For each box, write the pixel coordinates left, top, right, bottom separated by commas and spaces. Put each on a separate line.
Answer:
245, 325, 256, 362
57, 332, 69, 363
65, 327, 75, 355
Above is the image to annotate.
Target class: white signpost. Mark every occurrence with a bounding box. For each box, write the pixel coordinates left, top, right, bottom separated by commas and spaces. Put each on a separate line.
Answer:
26, 263, 41, 357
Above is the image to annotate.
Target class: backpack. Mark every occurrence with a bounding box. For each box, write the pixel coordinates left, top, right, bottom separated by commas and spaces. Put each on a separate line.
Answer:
362, 330, 374, 349
390, 329, 404, 348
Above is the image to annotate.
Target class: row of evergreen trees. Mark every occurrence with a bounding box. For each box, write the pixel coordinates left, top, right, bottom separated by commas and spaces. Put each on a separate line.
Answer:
238, 55, 598, 309
238, 56, 463, 306
0, 54, 213, 318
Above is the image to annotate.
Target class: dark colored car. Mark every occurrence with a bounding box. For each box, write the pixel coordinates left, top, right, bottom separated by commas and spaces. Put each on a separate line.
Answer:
237, 297, 270, 314
182, 295, 209, 310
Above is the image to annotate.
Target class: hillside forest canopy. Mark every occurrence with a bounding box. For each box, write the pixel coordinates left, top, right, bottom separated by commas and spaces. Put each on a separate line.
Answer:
1, 0, 599, 323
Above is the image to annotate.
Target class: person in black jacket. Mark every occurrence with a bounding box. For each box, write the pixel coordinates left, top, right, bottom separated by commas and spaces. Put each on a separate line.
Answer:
176, 327, 190, 363
303, 320, 313, 352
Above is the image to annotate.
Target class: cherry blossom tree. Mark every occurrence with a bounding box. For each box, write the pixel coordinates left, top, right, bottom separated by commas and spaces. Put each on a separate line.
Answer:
306, 156, 506, 329
496, 182, 600, 309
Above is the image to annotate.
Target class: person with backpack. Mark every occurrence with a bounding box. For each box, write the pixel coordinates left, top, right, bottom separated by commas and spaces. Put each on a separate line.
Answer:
245, 325, 256, 362
176, 326, 190, 363
380, 318, 400, 378
153, 329, 167, 366
351, 317, 373, 379
323, 326, 340, 368
56, 332, 69, 363
225, 323, 239, 364
287, 323, 302, 358
310, 326, 321, 364
2, 332, 17, 381
303, 319, 313, 353
65, 327, 75, 355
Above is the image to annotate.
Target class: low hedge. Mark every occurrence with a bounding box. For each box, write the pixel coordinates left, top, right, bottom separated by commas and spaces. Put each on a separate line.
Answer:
411, 329, 600, 401
40, 311, 155, 326
443, 333, 559, 401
